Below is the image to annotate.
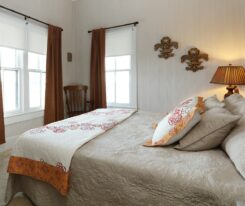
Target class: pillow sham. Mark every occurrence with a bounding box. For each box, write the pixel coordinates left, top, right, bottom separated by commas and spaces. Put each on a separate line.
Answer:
175, 107, 240, 151
222, 94, 245, 179
222, 116, 245, 179
144, 106, 201, 147
180, 96, 205, 113
204, 95, 225, 110
151, 96, 205, 130
224, 94, 245, 115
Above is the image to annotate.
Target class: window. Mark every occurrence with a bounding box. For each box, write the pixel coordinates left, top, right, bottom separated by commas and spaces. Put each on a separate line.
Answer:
0, 47, 23, 113
105, 26, 137, 108
0, 11, 47, 118
28, 52, 46, 109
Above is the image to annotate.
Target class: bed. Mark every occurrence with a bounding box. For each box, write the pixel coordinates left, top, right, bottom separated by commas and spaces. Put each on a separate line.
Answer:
5, 111, 245, 206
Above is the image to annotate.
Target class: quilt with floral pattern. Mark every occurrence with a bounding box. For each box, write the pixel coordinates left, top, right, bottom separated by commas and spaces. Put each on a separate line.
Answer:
7, 108, 136, 195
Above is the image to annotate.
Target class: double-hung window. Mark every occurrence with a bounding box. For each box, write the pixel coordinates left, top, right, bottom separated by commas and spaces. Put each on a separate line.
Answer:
105, 26, 137, 108
27, 23, 47, 110
0, 47, 23, 114
0, 11, 47, 120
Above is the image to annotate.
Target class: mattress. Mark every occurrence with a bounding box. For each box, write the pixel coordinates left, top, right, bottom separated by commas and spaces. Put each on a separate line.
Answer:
5, 111, 245, 206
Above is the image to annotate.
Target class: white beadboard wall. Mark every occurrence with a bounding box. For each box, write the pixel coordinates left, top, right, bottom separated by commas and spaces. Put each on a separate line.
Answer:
72, 0, 245, 113
0, 0, 75, 138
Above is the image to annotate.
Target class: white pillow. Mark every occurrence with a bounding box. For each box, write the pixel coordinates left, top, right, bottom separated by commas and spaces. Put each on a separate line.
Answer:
222, 94, 245, 179
144, 96, 204, 147
224, 94, 245, 115
222, 117, 245, 179
204, 95, 225, 110
180, 96, 205, 114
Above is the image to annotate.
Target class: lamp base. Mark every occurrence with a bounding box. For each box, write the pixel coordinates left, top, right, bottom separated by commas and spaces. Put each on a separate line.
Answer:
224, 85, 237, 99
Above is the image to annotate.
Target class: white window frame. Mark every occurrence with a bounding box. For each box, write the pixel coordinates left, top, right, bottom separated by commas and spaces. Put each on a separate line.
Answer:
0, 46, 23, 117
1, 65, 21, 116
106, 27, 137, 109
0, 29, 47, 125
0, 48, 46, 125
27, 51, 46, 112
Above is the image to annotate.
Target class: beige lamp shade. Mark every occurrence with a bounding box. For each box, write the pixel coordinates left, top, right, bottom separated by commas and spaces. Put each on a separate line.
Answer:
210, 65, 245, 85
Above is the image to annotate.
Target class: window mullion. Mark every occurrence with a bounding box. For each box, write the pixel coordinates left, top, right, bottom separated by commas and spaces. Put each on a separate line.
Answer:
23, 23, 29, 113
16, 67, 21, 112
23, 50, 29, 113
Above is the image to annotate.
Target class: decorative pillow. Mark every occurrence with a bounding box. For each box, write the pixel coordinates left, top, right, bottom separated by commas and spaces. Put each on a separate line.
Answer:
151, 96, 205, 130
180, 96, 205, 113
222, 116, 245, 179
224, 94, 245, 115
144, 106, 201, 147
204, 95, 225, 110
222, 94, 245, 179
175, 108, 240, 151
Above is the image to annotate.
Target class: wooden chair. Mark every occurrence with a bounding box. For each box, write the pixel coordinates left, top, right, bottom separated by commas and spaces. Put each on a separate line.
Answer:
64, 85, 92, 117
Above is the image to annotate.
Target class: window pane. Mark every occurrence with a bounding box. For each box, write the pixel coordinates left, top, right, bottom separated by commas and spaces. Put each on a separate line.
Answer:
3, 70, 18, 112
41, 73, 46, 108
29, 72, 41, 108
106, 72, 115, 103
105, 57, 115, 71
116, 55, 131, 70
16, 50, 24, 68
40, 55, 46, 71
28, 52, 39, 70
0, 47, 16, 68
116, 71, 129, 104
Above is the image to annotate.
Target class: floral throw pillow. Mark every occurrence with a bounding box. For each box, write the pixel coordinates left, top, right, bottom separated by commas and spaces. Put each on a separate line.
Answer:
180, 96, 205, 114
145, 97, 204, 147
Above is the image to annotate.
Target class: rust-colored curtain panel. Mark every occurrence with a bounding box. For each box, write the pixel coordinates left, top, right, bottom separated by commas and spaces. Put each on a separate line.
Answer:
0, 75, 5, 144
90, 28, 107, 109
44, 25, 64, 125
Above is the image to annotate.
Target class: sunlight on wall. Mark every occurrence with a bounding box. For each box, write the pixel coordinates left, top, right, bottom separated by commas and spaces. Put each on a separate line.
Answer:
213, 44, 243, 63
199, 86, 226, 100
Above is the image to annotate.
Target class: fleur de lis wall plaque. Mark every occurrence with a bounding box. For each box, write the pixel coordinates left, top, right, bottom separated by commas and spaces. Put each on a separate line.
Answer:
154, 37, 178, 59
181, 48, 208, 72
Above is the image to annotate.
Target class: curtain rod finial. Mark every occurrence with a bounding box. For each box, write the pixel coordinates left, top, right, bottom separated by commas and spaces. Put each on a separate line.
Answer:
134, 21, 139, 26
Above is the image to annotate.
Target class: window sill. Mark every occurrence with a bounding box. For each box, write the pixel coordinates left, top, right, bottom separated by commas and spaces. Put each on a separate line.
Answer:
107, 103, 137, 109
4, 110, 44, 126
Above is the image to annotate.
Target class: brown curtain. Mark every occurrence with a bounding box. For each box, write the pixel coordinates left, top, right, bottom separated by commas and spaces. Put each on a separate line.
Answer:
90, 28, 107, 109
44, 25, 64, 125
0, 74, 5, 145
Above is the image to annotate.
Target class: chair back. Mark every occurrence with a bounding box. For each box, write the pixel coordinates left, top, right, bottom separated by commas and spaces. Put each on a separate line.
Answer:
64, 85, 88, 117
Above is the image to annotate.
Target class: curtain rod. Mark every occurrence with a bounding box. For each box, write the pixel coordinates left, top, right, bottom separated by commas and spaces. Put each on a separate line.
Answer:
0, 5, 63, 31
88, 21, 139, 33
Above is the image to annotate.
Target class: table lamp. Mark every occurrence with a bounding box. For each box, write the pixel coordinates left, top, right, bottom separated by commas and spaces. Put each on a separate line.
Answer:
210, 64, 245, 98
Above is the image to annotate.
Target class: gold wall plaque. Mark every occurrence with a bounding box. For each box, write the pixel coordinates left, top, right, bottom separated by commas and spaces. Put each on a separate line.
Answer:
181, 48, 208, 72
154, 37, 178, 59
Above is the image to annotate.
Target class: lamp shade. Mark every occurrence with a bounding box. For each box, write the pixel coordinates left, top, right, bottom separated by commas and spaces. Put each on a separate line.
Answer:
210, 65, 245, 85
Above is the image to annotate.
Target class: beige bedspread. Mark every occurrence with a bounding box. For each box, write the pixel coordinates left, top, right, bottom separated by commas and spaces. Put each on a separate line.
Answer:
5, 111, 245, 206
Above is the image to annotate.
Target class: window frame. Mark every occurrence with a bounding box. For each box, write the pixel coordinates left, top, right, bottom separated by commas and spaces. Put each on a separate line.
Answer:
27, 51, 46, 111
1, 66, 21, 116
0, 13, 48, 125
0, 48, 47, 122
0, 47, 47, 120
105, 27, 137, 109
0, 46, 23, 117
